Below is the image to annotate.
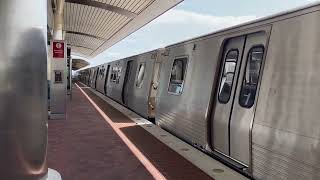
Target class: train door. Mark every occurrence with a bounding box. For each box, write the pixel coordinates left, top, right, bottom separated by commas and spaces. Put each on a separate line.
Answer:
91, 68, 96, 87
148, 61, 162, 118
89, 69, 94, 86
122, 60, 134, 104
94, 67, 100, 89
104, 65, 110, 95
87, 71, 90, 84
88, 69, 92, 85
211, 31, 268, 166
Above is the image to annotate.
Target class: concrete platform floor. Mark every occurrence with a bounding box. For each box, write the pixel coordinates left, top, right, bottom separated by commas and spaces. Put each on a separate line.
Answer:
47, 84, 212, 180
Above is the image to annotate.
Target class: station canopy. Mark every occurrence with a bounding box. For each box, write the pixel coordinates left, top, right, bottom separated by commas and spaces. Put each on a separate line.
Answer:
72, 58, 90, 70
61, 0, 183, 59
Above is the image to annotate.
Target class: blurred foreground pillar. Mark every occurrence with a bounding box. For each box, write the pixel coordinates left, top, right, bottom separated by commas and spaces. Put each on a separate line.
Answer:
0, 0, 48, 179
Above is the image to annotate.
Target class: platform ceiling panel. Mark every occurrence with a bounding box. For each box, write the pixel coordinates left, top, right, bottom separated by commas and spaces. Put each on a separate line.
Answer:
63, 0, 183, 58
65, 33, 104, 49
72, 58, 90, 70
72, 46, 94, 57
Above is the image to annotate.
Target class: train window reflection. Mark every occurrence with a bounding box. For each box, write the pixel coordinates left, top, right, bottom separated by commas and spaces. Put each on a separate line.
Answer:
100, 67, 105, 78
239, 46, 264, 108
110, 67, 116, 82
218, 50, 239, 103
168, 57, 188, 95
136, 63, 146, 88
110, 66, 121, 84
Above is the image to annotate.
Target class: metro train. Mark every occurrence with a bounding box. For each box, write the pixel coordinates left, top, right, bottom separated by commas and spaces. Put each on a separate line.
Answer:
79, 3, 320, 179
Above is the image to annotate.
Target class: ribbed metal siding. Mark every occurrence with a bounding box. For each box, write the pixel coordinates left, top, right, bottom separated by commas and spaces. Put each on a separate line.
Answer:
252, 143, 320, 180
157, 108, 208, 147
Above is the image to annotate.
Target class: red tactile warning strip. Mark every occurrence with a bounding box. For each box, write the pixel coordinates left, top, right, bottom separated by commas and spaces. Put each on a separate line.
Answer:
48, 84, 213, 180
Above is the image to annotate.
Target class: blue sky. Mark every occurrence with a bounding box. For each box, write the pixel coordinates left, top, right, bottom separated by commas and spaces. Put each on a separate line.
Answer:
83, 0, 318, 67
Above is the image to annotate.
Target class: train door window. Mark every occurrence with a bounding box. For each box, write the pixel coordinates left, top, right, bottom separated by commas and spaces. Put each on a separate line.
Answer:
110, 66, 118, 83
168, 57, 188, 95
116, 67, 122, 84
100, 67, 105, 78
239, 46, 264, 108
110, 73, 114, 82
136, 62, 146, 88
218, 50, 239, 103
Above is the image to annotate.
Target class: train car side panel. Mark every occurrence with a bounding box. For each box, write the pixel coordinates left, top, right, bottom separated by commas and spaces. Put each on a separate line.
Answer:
252, 11, 320, 179
107, 58, 137, 104
125, 52, 157, 118
156, 39, 220, 148
95, 64, 106, 93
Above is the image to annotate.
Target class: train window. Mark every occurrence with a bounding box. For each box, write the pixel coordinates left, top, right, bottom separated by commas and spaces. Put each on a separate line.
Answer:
136, 62, 146, 88
115, 66, 122, 84
168, 57, 188, 95
110, 73, 115, 82
99, 68, 103, 78
239, 46, 264, 108
218, 50, 239, 103
110, 67, 117, 83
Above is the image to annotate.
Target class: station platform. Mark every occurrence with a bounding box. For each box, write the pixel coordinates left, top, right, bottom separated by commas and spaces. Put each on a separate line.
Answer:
47, 83, 247, 180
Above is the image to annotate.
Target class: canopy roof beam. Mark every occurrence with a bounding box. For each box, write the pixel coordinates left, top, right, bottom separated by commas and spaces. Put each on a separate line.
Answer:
69, 44, 95, 51
66, 30, 105, 40
65, 0, 138, 18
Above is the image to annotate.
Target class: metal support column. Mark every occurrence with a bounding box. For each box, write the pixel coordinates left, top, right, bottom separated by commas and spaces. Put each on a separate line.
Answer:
50, 40, 67, 119
0, 0, 48, 179
50, 0, 67, 119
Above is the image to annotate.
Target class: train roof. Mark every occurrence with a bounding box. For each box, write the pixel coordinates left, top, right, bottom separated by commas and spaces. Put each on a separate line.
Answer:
166, 1, 320, 47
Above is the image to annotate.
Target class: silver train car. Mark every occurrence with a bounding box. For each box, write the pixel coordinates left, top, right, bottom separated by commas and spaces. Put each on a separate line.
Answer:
79, 3, 320, 179
87, 50, 163, 119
